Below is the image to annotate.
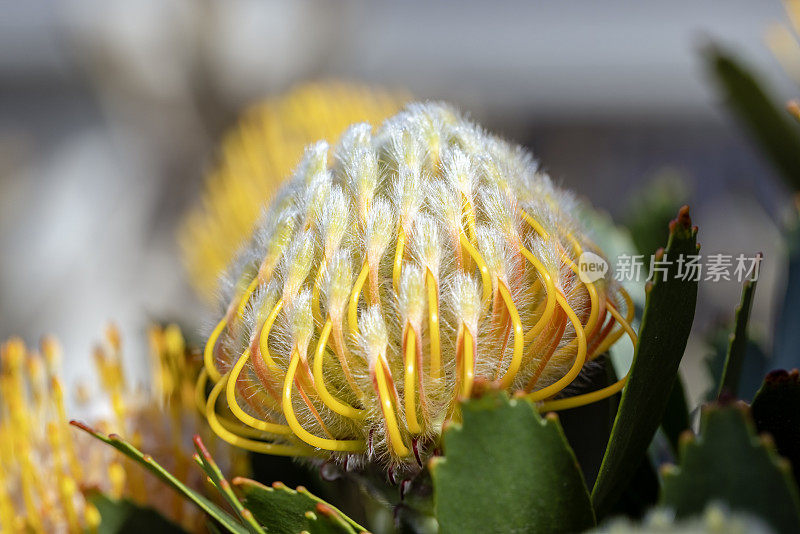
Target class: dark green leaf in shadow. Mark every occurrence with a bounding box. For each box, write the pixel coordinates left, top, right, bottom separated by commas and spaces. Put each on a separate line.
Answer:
660, 403, 800, 533
774, 207, 800, 370
430, 390, 595, 534
591, 206, 699, 518
752, 369, 800, 490
88, 492, 189, 534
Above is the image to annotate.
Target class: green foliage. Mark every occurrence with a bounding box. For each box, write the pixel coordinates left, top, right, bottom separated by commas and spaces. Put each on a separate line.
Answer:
660, 404, 800, 534
626, 172, 689, 260
773, 208, 800, 370
704, 44, 800, 190
72, 421, 366, 534
752, 369, 800, 489
590, 504, 774, 533
235, 479, 363, 534
591, 207, 699, 517
718, 274, 759, 398
89, 493, 189, 534
430, 390, 595, 534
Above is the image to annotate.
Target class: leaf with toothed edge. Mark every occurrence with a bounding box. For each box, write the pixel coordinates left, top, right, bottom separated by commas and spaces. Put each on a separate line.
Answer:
430, 390, 595, 534
192, 436, 266, 534
70, 421, 249, 534
591, 206, 698, 518
660, 403, 800, 534
233, 478, 366, 534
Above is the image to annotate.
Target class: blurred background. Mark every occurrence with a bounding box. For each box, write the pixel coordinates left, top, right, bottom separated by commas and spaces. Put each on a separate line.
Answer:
1, 0, 796, 404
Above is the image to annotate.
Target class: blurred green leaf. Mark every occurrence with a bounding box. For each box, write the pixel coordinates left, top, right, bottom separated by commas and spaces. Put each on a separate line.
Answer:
430, 391, 595, 534
661, 404, 800, 533
88, 492, 189, 534
774, 208, 800, 370
626, 172, 689, 260
71, 421, 248, 534
705, 44, 800, 190
704, 326, 769, 403
661, 377, 691, 455
718, 275, 759, 398
591, 207, 698, 518
234, 478, 364, 534
752, 369, 800, 489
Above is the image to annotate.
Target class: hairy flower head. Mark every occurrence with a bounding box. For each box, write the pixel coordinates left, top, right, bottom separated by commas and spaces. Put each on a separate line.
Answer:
201, 102, 636, 474
179, 82, 407, 301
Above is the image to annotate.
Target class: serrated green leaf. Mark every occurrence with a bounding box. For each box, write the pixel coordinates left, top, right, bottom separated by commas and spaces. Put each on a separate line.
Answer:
431, 391, 595, 534
591, 207, 699, 517
234, 478, 366, 534
718, 275, 759, 398
661, 404, 800, 533
704, 44, 800, 190
752, 369, 800, 489
88, 492, 189, 534
70, 421, 248, 534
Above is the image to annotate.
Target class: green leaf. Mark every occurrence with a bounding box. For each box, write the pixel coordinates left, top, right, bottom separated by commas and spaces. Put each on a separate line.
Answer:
70, 421, 248, 534
752, 369, 800, 489
589, 503, 775, 533
591, 206, 699, 517
774, 209, 800, 370
88, 492, 189, 534
660, 376, 691, 455
718, 273, 759, 398
704, 44, 800, 190
234, 478, 366, 534
626, 172, 689, 260
430, 390, 595, 534
704, 325, 769, 403
660, 404, 800, 533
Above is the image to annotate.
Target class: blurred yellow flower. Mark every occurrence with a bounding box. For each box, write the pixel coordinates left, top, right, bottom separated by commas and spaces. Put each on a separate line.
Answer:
0, 325, 243, 533
179, 81, 408, 301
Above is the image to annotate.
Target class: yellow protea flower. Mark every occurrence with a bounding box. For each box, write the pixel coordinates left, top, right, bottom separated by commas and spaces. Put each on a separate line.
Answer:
179, 82, 408, 301
199, 103, 636, 474
768, 0, 800, 119
0, 325, 243, 533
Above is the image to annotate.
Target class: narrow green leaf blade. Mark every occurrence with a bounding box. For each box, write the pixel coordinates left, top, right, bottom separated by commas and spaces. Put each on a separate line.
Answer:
431, 391, 595, 534
591, 206, 699, 517
704, 44, 800, 190
661, 404, 800, 533
718, 273, 759, 398
234, 478, 365, 534
70, 421, 248, 534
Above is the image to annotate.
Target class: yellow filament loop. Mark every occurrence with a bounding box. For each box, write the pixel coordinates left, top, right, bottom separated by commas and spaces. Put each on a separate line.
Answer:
258, 299, 284, 372
348, 262, 370, 335
404, 327, 422, 434
225, 348, 293, 435
426, 269, 442, 380
538, 302, 636, 411
459, 233, 492, 303
591, 287, 634, 357
392, 226, 406, 291
520, 210, 599, 340
518, 244, 558, 340
375, 356, 411, 457
283, 350, 366, 452
203, 317, 227, 383
527, 292, 588, 401
496, 281, 525, 389
313, 319, 366, 420
205, 371, 315, 456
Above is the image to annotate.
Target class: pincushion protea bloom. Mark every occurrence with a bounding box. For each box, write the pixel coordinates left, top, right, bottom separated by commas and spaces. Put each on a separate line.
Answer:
0, 326, 243, 533
200, 102, 636, 473
179, 82, 407, 301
